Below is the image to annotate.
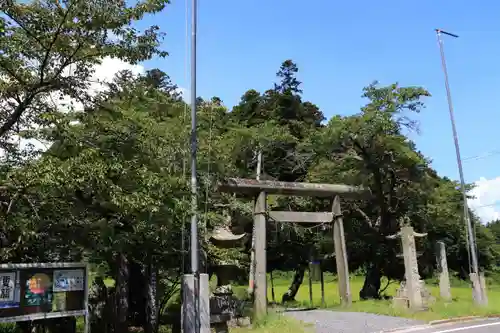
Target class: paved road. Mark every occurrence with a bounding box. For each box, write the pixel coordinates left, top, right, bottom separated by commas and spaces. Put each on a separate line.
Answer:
284, 310, 425, 333
396, 318, 500, 333
284, 310, 500, 333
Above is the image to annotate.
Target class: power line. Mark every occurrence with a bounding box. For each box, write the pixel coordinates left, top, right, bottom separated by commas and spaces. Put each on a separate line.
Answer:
472, 202, 500, 209
463, 149, 500, 162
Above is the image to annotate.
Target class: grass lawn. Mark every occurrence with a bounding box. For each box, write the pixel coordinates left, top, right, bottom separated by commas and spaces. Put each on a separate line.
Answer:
260, 272, 500, 322
231, 314, 312, 333
59, 271, 500, 332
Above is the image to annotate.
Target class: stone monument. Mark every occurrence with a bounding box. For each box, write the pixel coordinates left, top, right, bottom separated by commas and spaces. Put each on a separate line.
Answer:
436, 241, 451, 301
387, 219, 433, 310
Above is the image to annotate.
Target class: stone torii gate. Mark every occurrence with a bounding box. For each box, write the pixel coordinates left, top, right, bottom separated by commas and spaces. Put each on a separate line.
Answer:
218, 178, 367, 319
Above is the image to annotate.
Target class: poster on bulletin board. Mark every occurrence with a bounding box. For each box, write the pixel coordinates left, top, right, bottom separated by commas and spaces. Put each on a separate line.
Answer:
0, 272, 19, 309
0, 263, 88, 326
53, 269, 84, 292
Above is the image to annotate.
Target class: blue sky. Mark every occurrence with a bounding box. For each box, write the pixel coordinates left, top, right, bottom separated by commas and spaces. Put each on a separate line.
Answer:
131, 0, 500, 220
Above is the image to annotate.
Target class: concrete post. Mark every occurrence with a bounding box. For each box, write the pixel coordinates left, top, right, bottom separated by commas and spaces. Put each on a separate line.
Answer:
436, 241, 451, 301
199, 274, 210, 333
253, 191, 267, 319
479, 272, 488, 306
332, 196, 351, 307
470, 272, 484, 306
182, 273, 210, 333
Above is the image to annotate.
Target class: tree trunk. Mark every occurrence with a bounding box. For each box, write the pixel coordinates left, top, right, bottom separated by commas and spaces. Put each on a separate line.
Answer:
47, 317, 76, 333
144, 257, 159, 333
128, 261, 146, 327
114, 253, 130, 333
89, 276, 111, 333
281, 264, 306, 303
16, 322, 33, 333
359, 263, 381, 300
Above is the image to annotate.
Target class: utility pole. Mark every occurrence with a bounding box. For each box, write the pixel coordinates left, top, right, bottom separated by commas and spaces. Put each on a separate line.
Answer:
248, 150, 262, 296
190, 0, 199, 292
182, 0, 210, 332
435, 29, 483, 304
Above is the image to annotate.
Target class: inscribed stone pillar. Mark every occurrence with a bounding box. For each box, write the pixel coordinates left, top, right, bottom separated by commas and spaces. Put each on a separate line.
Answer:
436, 241, 451, 301
253, 191, 267, 318
400, 226, 423, 310
387, 226, 428, 310
332, 196, 351, 307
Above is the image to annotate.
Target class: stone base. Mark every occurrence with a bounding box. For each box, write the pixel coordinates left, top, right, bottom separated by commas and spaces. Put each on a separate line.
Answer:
229, 317, 251, 328
392, 297, 409, 309
392, 280, 435, 310
210, 314, 231, 324
213, 322, 229, 333
419, 281, 436, 306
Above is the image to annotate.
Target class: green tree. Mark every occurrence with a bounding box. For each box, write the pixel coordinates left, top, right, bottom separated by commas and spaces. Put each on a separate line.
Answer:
229, 60, 330, 301
14, 94, 186, 333
0, 0, 168, 152
231, 60, 324, 183
487, 219, 500, 243
304, 82, 433, 299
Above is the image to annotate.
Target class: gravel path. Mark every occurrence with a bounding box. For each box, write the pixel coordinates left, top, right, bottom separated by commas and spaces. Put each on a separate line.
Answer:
284, 310, 425, 333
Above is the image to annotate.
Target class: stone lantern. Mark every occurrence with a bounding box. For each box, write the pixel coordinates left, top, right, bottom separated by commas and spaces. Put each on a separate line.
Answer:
209, 225, 246, 333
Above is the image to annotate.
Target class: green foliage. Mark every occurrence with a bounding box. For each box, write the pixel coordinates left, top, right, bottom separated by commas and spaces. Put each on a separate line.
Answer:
0, 323, 16, 333
0, 2, 496, 330
0, 0, 168, 151
233, 313, 310, 333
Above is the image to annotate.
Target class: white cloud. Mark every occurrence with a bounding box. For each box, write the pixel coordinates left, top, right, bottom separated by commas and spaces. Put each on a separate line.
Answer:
177, 87, 190, 101
51, 57, 145, 112
92, 57, 145, 85
469, 176, 500, 223
2, 57, 145, 156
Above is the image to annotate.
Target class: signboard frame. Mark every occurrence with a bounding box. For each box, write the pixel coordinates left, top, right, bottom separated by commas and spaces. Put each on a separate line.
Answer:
0, 262, 89, 332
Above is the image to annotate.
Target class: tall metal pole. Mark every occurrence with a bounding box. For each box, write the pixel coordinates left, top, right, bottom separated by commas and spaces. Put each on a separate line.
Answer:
190, 0, 199, 278
190, 0, 199, 331
435, 29, 480, 278
183, 2, 209, 332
